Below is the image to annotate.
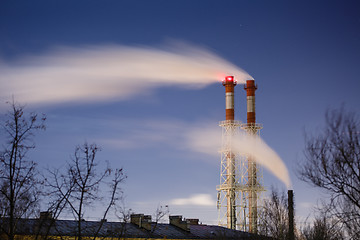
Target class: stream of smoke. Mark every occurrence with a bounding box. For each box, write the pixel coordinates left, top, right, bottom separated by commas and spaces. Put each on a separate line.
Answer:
0, 43, 252, 105
187, 125, 292, 189
0, 42, 291, 188
234, 134, 292, 189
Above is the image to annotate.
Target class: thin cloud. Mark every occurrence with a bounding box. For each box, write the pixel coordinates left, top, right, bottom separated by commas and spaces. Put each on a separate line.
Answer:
299, 201, 315, 209
170, 194, 215, 207
96, 119, 187, 149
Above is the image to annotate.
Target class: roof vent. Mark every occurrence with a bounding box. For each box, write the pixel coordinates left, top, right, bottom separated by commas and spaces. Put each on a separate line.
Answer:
186, 218, 199, 225
169, 215, 189, 231
39, 211, 53, 220
130, 214, 152, 231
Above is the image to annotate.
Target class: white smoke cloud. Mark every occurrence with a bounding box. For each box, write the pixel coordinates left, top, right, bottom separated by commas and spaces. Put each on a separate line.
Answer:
186, 125, 292, 189
170, 194, 215, 206
234, 134, 292, 189
94, 118, 291, 188
1, 41, 291, 189
0, 42, 252, 105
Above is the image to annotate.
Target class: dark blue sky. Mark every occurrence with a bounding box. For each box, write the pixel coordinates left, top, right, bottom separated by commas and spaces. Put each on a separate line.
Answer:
1, 0, 360, 224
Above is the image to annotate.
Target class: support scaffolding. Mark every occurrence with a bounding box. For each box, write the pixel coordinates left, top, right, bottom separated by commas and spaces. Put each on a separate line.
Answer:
217, 120, 242, 229
240, 122, 265, 233
216, 121, 265, 231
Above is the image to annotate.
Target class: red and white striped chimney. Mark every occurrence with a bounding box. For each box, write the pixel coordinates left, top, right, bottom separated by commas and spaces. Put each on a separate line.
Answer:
244, 80, 257, 124
222, 76, 237, 121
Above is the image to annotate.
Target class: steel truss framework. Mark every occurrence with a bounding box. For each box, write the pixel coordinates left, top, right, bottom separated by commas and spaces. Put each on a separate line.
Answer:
217, 120, 265, 231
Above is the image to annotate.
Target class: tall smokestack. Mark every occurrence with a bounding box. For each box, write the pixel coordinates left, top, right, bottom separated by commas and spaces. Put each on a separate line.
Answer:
288, 190, 295, 240
222, 76, 237, 120
219, 76, 237, 229
244, 79, 259, 233
244, 80, 257, 124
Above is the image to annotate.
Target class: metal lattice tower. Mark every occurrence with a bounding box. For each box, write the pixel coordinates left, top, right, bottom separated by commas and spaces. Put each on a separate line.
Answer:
240, 79, 265, 233
240, 122, 264, 233
217, 78, 265, 232
216, 76, 242, 230
217, 119, 242, 229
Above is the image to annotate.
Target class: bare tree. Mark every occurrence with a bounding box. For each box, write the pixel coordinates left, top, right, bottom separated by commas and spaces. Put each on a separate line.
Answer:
298, 108, 360, 239
258, 188, 289, 240
300, 211, 344, 240
112, 204, 133, 239
151, 205, 169, 233
0, 100, 46, 240
46, 142, 126, 240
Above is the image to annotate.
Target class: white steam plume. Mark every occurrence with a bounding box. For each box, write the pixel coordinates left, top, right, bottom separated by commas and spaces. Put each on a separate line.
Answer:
0, 43, 252, 105
187, 125, 292, 189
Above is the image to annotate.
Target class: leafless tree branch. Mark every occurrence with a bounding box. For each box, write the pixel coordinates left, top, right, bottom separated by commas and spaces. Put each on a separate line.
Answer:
298, 107, 360, 239
0, 99, 46, 240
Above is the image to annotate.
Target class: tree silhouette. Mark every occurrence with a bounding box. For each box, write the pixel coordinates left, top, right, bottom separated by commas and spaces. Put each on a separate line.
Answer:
46, 142, 126, 240
0, 100, 46, 240
300, 212, 344, 240
299, 107, 360, 239
258, 188, 289, 240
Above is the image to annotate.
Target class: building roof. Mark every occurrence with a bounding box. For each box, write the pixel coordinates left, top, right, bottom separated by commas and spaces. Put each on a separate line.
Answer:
3, 215, 272, 240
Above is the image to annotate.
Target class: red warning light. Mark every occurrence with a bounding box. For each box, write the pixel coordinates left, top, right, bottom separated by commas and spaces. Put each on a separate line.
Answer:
222, 76, 236, 86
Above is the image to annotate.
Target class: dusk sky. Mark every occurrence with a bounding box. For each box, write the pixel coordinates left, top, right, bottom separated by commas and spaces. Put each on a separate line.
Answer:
1, 0, 360, 225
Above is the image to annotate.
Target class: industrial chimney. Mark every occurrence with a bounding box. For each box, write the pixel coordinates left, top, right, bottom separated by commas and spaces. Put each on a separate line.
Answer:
222, 76, 236, 121
245, 80, 259, 233
240, 79, 264, 233
217, 76, 241, 230
217, 77, 264, 232
288, 190, 295, 240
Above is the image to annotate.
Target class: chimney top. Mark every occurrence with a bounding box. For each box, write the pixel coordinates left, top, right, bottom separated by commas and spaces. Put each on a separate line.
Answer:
169, 215, 190, 231
130, 214, 152, 231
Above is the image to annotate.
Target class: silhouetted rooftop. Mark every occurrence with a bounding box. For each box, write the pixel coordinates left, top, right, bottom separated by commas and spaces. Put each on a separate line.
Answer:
1, 217, 272, 239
